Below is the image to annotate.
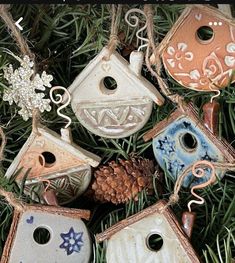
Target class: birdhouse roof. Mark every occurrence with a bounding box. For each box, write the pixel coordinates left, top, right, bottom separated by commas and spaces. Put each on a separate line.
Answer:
24, 204, 90, 220
156, 4, 235, 56
96, 200, 200, 262
67, 46, 164, 106
143, 102, 235, 163
5, 125, 100, 179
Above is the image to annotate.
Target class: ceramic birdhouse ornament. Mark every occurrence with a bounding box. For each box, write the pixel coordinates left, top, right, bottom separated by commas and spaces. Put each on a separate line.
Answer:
155, 5, 235, 91
5, 125, 101, 204
143, 103, 235, 187
67, 47, 164, 138
1, 203, 91, 263
96, 200, 200, 263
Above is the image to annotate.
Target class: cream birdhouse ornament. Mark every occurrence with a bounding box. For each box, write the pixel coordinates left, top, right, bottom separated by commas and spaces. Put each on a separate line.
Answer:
96, 200, 201, 263
67, 47, 164, 138
5, 126, 101, 204
155, 5, 235, 91
1, 202, 91, 263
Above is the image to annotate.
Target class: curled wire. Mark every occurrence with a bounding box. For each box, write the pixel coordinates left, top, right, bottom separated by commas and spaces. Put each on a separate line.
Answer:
210, 90, 221, 103
49, 86, 72, 129
188, 160, 216, 212
37, 178, 51, 193
125, 8, 149, 51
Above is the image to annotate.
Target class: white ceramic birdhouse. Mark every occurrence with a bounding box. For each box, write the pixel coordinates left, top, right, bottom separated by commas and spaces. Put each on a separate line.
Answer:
67, 47, 164, 138
1, 204, 91, 263
96, 200, 201, 263
154, 5, 235, 91
5, 125, 101, 204
143, 103, 235, 187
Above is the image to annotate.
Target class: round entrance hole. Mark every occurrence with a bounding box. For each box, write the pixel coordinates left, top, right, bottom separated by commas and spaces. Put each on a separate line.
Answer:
100, 76, 118, 94
180, 132, 198, 151
146, 233, 164, 252
33, 227, 51, 245
196, 26, 214, 44
39, 151, 56, 168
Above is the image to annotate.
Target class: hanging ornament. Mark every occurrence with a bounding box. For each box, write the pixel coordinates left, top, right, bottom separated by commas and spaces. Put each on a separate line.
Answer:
95, 160, 218, 263
3, 54, 53, 121
181, 160, 216, 238
154, 4, 235, 92
5, 85, 101, 204
96, 199, 200, 263
66, 5, 164, 139
91, 157, 161, 204
0, 188, 92, 263
143, 102, 235, 187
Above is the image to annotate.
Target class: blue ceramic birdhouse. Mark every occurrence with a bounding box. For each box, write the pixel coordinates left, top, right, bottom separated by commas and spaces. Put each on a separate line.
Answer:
143, 103, 235, 187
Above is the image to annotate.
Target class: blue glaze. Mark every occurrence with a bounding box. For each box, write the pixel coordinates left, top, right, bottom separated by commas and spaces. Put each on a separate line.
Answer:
60, 227, 84, 256
152, 116, 225, 187
26, 216, 34, 224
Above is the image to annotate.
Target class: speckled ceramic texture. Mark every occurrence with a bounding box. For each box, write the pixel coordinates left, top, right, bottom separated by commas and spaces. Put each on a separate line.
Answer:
97, 201, 200, 263
8, 211, 91, 263
106, 213, 193, 263
67, 47, 164, 138
158, 5, 235, 91
5, 126, 101, 204
152, 116, 225, 187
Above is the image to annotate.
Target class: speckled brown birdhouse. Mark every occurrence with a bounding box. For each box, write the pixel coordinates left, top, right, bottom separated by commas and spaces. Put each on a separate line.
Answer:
1, 203, 91, 263
154, 5, 235, 91
5, 126, 101, 204
96, 200, 201, 263
143, 103, 235, 187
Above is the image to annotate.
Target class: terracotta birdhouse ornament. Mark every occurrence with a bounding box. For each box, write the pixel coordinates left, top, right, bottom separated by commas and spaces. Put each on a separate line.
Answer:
5, 125, 101, 204
67, 47, 164, 138
143, 103, 235, 187
1, 199, 91, 263
96, 200, 200, 263
155, 5, 235, 91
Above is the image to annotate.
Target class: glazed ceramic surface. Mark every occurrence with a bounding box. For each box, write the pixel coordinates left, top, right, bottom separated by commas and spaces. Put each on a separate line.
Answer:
67, 47, 164, 138
106, 212, 193, 263
8, 211, 91, 263
5, 127, 100, 204
23, 165, 91, 204
160, 6, 235, 91
152, 116, 224, 187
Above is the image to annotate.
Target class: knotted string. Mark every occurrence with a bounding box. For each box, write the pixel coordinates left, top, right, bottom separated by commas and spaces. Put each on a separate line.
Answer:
0, 188, 26, 212
160, 159, 235, 213
143, 4, 185, 111
105, 4, 122, 60
0, 4, 39, 133
0, 127, 6, 162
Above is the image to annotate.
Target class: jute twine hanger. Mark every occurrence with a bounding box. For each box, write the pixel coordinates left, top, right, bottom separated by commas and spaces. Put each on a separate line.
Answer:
0, 4, 39, 134
143, 4, 186, 113
143, 4, 226, 110
104, 4, 122, 60
159, 157, 235, 213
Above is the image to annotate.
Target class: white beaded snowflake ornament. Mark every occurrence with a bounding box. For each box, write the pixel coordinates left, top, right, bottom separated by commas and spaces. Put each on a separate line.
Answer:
3, 54, 53, 120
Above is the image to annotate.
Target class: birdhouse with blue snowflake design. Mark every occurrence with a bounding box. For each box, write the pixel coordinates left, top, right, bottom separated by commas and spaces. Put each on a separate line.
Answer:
143, 103, 235, 187
1, 204, 91, 263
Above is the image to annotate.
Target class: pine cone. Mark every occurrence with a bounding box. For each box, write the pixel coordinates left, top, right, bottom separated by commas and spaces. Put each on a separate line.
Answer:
91, 157, 157, 205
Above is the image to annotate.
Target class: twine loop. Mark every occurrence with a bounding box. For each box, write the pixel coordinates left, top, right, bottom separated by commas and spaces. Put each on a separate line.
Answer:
105, 4, 122, 60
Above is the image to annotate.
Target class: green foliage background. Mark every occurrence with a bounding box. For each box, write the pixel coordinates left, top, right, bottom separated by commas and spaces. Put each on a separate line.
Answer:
0, 4, 234, 262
